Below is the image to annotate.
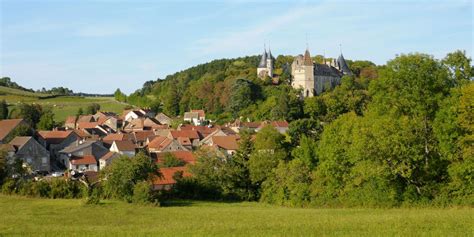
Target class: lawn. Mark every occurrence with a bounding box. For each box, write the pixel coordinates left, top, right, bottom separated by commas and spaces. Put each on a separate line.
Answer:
0, 195, 472, 236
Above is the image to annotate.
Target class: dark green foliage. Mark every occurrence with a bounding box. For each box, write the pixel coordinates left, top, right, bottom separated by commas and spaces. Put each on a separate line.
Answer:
4, 124, 32, 143
50, 179, 84, 199
37, 108, 56, 130
0, 77, 32, 91
228, 79, 261, 117
288, 118, 322, 145
0, 99, 8, 119
17, 103, 42, 128
0, 149, 6, 185
85, 103, 101, 115
161, 153, 185, 168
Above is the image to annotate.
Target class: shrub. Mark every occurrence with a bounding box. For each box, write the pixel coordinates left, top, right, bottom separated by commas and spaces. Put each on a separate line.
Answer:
1, 179, 17, 195
132, 181, 158, 205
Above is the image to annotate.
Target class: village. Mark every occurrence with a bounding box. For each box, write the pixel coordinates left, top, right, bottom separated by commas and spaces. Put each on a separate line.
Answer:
0, 108, 289, 191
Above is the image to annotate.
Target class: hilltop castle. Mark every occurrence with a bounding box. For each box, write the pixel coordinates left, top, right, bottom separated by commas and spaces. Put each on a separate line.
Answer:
291, 48, 352, 97
257, 46, 352, 97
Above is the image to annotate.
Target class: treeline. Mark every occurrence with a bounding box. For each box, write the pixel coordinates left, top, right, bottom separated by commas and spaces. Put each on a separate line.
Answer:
0, 77, 34, 92
173, 51, 473, 207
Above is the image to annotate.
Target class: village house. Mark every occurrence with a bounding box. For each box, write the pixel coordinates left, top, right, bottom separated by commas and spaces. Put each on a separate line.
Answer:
59, 140, 109, 172
154, 112, 172, 125
207, 135, 239, 157
147, 136, 188, 159
109, 140, 136, 157
256, 121, 290, 134
37, 130, 81, 160
64, 116, 76, 130
9, 136, 50, 172
183, 109, 206, 126
102, 133, 131, 148
99, 151, 121, 170
168, 130, 200, 148
0, 119, 30, 144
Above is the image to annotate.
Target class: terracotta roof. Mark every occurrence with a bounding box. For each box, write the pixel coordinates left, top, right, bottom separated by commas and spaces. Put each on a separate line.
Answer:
77, 115, 95, 123
0, 119, 25, 141
147, 136, 173, 151
271, 121, 289, 128
191, 110, 205, 118
77, 122, 99, 129
73, 129, 89, 138
132, 131, 155, 142
65, 116, 76, 125
152, 167, 191, 186
170, 130, 200, 140
99, 151, 120, 161
38, 130, 73, 139
112, 140, 136, 151
103, 133, 127, 141
177, 137, 191, 146
157, 151, 196, 164
9, 136, 32, 150
242, 122, 261, 129
212, 136, 239, 150
70, 155, 97, 165
179, 125, 218, 138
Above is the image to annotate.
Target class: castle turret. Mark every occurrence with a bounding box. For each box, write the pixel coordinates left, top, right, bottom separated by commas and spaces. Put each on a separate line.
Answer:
336, 53, 352, 76
257, 47, 273, 79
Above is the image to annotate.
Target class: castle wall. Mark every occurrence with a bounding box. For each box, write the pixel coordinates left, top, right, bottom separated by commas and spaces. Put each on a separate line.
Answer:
315, 75, 341, 95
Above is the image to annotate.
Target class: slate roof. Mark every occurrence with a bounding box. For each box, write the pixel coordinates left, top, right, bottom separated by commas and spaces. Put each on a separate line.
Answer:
258, 49, 268, 68
337, 54, 352, 75
314, 64, 343, 77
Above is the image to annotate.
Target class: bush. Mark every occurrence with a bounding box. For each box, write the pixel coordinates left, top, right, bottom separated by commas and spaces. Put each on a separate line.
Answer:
132, 181, 158, 205
50, 179, 83, 199
1, 179, 17, 195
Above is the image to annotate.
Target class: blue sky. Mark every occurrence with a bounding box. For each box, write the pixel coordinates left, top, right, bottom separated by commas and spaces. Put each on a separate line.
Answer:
1, 0, 472, 94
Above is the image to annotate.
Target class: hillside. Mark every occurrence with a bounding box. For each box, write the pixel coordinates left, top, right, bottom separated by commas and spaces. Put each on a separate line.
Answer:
123, 54, 377, 124
0, 86, 128, 123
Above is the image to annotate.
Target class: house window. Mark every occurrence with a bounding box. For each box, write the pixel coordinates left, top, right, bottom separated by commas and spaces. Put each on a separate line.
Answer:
42, 157, 48, 164
26, 158, 32, 164
86, 164, 89, 169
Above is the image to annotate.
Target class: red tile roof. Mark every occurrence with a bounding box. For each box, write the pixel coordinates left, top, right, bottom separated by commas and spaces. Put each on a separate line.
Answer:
38, 130, 73, 139
71, 155, 97, 165
77, 122, 99, 129
112, 140, 136, 151
65, 116, 76, 125
157, 151, 196, 164
177, 137, 191, 146
153, 166, 191, 185
0, 119, 25, 141
179, 125, 218, 138
103, 133, 127, 141
170, 130, 200, 140
132, 131, 155, 142
212, 136, 239, 150
271, 121, 289, 128
147, 136, 173, 151
191, 110, 205, 118
99, 151, 120, 161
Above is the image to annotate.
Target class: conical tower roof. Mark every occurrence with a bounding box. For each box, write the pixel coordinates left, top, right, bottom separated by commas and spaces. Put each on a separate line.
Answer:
303, 49, 313, 66
258, 49, 267, 68
337, 54, 352, 75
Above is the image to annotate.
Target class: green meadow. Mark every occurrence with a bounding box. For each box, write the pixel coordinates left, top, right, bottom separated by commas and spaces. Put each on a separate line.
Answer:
0, 86, 128, 122
0, 195, 472, 237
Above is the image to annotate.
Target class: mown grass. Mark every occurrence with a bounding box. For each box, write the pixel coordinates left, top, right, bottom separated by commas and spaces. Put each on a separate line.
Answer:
0, 195, 472, 237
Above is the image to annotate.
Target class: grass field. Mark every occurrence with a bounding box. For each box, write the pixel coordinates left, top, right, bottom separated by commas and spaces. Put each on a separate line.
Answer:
0, 86, 128, 122
0, 195, 472, 236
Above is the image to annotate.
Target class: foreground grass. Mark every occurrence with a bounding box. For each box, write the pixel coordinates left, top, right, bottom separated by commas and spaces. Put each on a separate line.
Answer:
0, 195, 472, 236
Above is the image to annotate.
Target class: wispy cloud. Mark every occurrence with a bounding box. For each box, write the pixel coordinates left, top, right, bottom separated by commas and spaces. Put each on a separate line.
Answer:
75, 24, 133, 37
189, 3, 336, 56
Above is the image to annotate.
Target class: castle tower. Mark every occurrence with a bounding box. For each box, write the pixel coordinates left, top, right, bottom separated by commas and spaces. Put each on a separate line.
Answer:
291, 49, 315, 97
257, 46, 273, 79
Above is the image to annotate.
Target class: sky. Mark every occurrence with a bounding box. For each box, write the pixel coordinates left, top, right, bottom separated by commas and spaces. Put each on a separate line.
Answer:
0, 0, 472, 94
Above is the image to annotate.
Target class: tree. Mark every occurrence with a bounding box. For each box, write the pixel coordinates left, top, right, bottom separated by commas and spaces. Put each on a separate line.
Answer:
76, 108, 84, 117
4, 124, 32, 143
291, 135, 319, 169
442, 50, 472, 87
163, 83, 179, 116
221, 130, 258, 200
0, 100, 8, 120
37, 108, 55, 130
102, 152, 159, 202
249, 126, 287, 187
17, 103, 42, 128
85, 103, 100, 115
288, 118, 322, 145
227, 79, 260, 117
0, 148, 6, 185
161, 153, 185, 167
261, 159, 312, 207
114, 88, 127, 102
